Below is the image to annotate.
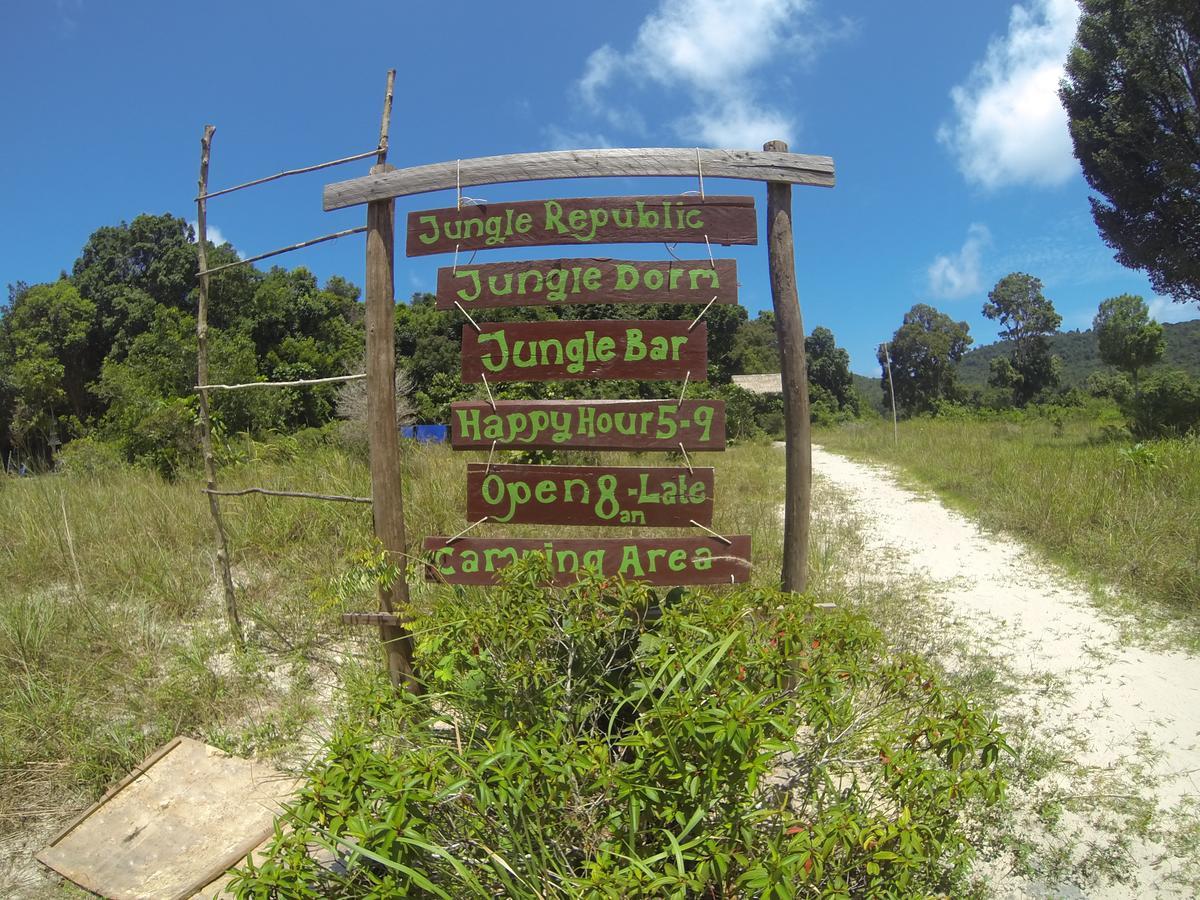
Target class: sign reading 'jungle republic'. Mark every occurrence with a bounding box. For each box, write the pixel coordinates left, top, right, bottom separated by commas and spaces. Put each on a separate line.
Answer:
466, 463, 715, 527
435, 259, 738, 309
406, 195, 757, 256
449, 400, 726, 451
423, 536, 752, 586
459, 321, 707, 383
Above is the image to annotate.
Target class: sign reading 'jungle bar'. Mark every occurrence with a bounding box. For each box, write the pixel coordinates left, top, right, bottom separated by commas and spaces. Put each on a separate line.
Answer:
423, 535, 751, 586
435, 258, 738, 309
460, 321, 706, 383
466, 463, 715, 527
406, 195, 757, 256
450, 399, 726, 451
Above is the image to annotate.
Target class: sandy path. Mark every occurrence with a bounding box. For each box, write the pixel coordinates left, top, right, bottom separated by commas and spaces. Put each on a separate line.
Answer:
810, 445, 1200, 897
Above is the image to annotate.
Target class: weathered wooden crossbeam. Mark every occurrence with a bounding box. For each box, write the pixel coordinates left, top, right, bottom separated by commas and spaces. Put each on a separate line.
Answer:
323, 147, 835, 209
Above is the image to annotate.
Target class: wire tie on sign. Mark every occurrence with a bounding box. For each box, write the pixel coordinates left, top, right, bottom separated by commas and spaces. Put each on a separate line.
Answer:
690, 519, 733, 545
485, 439, 497, 474
453, 243, 459, 274
676, 371, 690, 409
454, 300, 482, 333
481, 372, 497, 411
456, 159, 462, 210
695, 147, 705, 200
679, 442, 694, 474
688, 296, 717, 331
704, 234, 716, 269
663, 241, 684, 262
445, 516, 489, 545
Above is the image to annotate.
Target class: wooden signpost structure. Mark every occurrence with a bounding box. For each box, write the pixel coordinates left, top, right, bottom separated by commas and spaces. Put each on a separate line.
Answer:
190, 72, 833, 690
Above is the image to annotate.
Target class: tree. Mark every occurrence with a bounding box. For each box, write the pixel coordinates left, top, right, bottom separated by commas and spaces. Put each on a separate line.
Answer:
983, 273, 1062, 405
878, 304, 972, 416
805, 326, 859, 419
1093, 294, 1165, 394
1060, 0, 1200, 305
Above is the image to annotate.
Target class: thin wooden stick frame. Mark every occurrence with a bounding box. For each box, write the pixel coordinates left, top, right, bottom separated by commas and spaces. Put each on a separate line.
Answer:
197, 226, 367, 277
197, 148, 381, 201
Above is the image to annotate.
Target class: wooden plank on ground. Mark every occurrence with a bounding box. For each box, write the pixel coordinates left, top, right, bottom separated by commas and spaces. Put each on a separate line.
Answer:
36, 737, 298, 900
450, 399, 725, 451
435, 258, 737, 310
460, 321, 707, 383
423, 535, 751, 586
406, 196, 756, 256
466, 463, 714, 527
323, 147, 835, 209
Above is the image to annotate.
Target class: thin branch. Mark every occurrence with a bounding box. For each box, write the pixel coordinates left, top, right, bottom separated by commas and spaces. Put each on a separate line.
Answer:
196, 149, 382, 201
196, 373, 365, 392
201, 487, 372, 503
197, 226, 368, 277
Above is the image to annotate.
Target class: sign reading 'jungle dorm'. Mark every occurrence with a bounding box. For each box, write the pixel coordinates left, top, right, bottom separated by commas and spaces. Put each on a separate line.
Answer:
450, 400, 725, 451
423, 535, 751, 586
460, 321, 706, 383
435, 259, 738, 310
466, 463, 715, 527
406, 195, 757, 256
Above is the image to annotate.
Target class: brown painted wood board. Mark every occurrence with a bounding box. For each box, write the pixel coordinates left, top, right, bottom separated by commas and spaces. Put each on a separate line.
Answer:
36, 737, 298, 900
323, 147, 835, 209
461, 320, 707, 383
406, 195, 756, 256
450, 399, 726, 450
423, 535, 751, 585
435, 258, 737, 310
466, 463, 714, 527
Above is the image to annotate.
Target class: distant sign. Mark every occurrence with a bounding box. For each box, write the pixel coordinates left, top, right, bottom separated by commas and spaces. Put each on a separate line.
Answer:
423, 535, 751, 586
435, 258, 738, 309
450, 399, 726, 451
460, 321, 706, 383
406, 195, 757, 256
466, 463, 715, 527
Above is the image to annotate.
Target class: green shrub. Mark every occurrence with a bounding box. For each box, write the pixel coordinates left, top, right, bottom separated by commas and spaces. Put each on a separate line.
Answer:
1127, 369, 1200, 438
56, 434, 126, 476
232, 560, 1007, 898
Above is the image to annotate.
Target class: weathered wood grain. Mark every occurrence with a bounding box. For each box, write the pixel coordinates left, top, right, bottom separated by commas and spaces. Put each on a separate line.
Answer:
407, 195, 756, 257
423, 535, 751, 586
323, 147, 835, 209
436, 258, 737, 310
450, 399, 726, 450
460, 321, 707, 383
466, 463, 715, 527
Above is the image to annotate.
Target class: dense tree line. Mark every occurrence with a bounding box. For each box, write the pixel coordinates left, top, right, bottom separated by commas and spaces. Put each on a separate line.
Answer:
1, 213, 866, 474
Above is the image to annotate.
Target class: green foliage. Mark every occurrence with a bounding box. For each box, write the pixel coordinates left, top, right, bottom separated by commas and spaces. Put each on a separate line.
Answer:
232, 562, 1007, 898
1093, 294, 1165, 392
878, 304, 973, 416
806, 326, 859, 420
983, 274, 1062, 405
1127, 369, 1200, 438
1060, 0, 1200, 304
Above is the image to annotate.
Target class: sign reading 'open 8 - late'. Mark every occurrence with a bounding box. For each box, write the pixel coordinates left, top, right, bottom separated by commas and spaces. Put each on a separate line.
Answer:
460, 321, 707, 383
406, 195, 756, 256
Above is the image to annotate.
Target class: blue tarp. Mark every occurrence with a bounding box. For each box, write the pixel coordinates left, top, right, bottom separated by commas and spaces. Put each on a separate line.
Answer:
402, 424, 448, 442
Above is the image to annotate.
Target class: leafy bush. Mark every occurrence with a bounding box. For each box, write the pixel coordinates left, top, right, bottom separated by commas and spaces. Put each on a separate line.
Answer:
1127, 369, 1200, 438
232, 561, 1007, 898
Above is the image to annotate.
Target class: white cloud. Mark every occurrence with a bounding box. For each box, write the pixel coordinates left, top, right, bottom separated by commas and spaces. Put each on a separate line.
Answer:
938, 0, 1080, 189
541, 125, 615, 151
188, 220, 238, 257
566, 0, 850, 148
928, 223, 991, 299
1148, 297, 1200, 325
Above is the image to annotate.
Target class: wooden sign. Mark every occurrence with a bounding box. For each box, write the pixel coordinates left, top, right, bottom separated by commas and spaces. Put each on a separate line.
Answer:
423, 535, 751, 586
466, 463, 714, 527
435, 258, 738, 310
451, 400, 725, 451
406, 195, 757, 257
460, 321, 706, 383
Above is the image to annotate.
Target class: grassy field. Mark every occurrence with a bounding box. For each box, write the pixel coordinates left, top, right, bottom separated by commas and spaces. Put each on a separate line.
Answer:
0, 434, 785, 886
815, 415, 1200, 637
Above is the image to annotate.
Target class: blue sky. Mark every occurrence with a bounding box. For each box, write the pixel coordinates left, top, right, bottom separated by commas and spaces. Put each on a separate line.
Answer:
2, 0, 1196, 374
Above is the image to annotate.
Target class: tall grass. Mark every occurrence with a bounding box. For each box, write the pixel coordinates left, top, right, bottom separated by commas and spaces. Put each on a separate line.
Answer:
815, 417, 1200, 627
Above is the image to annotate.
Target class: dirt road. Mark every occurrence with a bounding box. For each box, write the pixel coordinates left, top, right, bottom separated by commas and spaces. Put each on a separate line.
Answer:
810, 445, 1200, 898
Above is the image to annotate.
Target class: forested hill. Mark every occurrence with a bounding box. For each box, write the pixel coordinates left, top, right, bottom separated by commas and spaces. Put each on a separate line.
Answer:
955, 319, 1200, 389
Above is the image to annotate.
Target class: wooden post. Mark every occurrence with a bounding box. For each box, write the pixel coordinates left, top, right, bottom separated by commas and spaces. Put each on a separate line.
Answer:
764, 139, 811, 595
195, 126, 244, 645
365, 70, 419, 692
882, 342, 899, 449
